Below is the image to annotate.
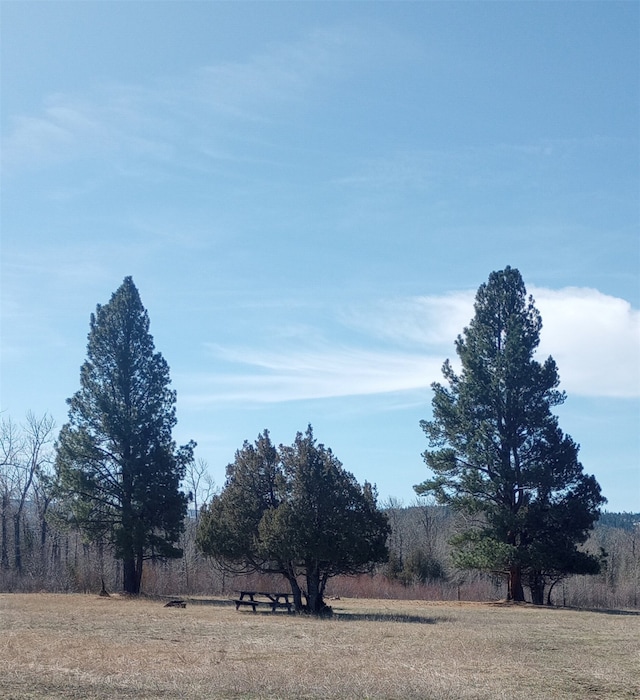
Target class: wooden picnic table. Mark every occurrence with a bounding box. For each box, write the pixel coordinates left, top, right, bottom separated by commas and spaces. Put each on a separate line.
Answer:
234, 591, 294, 613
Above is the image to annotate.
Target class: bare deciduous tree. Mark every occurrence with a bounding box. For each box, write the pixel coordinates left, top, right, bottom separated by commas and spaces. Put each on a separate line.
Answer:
183, 458, 217, 520
0, 413, 55, 574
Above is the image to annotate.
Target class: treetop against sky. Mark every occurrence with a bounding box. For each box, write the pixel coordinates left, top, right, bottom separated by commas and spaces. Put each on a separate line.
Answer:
1, 2, 638, 511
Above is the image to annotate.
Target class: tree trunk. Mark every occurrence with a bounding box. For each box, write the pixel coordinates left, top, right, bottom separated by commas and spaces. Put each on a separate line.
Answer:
507, 565, 525, 602
305, 563, 327, 614
38, 493, 52, 569
39, 516, 48, 574
40, 515, 48, 550
123, 557, 139, 594
13, 513, 22, 573
529, 572, 545, 605
546, 577, 562, 606
1, 494, 9, 569
284, 572, 304, 611
135, 550, 144, 593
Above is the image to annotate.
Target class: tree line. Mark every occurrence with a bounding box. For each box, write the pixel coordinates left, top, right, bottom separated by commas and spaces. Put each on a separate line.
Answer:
2, 269, 630, 612
0, 468, 637, 609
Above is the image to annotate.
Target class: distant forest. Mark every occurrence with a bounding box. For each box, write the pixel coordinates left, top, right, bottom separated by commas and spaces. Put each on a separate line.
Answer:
1, 489, 638, 610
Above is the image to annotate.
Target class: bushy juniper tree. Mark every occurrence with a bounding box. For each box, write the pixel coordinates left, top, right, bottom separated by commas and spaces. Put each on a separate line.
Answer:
55, 277, 194, 594
196, 426, 389, 614
415, 267, 605, 604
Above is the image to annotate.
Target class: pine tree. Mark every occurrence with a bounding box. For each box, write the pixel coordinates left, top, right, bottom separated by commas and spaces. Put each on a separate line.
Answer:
415, 267, 605, 603
55, 277, 194, 594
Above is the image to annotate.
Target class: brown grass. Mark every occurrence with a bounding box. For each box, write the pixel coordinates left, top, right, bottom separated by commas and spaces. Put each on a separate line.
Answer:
0, 593, 637, 700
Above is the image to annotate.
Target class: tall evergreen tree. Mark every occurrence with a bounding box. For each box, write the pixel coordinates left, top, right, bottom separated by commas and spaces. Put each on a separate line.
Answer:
55, 277, 194, 594
415, 267, 605, 603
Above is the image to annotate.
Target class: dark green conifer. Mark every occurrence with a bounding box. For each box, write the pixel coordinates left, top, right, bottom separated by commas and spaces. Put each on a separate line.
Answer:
416, 267, 605, 603
55, 277, 194, 594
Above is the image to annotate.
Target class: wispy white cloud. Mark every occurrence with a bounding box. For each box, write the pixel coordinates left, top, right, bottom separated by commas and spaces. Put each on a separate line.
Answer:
1, 91, 158, 172
332, 137, 634, 197
181, 344, 442, 406
339, 292, 475, 347
1, 24, 388, 176
192, 26, 357, 118
180, 286, 639, 406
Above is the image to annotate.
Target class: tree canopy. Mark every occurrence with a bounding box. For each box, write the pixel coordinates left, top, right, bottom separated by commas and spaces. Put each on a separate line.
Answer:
196, 426, 390, 614
415, 267, 605, 604
55, 277, 194, 594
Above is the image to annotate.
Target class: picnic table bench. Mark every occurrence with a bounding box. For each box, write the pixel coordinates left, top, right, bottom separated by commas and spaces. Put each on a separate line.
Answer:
234, 591, 294, 613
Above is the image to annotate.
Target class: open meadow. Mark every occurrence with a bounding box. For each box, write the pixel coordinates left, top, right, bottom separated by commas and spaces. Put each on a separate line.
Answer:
0, 593, 637, 700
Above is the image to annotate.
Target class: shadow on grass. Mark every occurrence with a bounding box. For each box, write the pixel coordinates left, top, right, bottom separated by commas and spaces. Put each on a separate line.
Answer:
184, 597, 235, 607
488, 600, 640, 617
187, 599, 447, 623
158, 596, 639, 618
332, 611, 446, 624
568, 606, 640, 617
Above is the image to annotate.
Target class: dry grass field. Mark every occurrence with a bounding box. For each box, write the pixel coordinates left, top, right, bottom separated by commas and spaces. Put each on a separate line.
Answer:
0, 593, 637, 700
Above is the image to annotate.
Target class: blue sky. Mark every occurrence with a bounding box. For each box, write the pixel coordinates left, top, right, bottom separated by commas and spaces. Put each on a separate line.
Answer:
1, 2, 638, 511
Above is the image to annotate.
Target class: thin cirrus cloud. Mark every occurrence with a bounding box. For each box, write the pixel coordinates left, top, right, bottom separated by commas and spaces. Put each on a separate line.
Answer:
1, 92, 159, 172
192, 26, 362, 118
183, 344, 443, 406
1, 25, 384, 176
181, 286, 639, 407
